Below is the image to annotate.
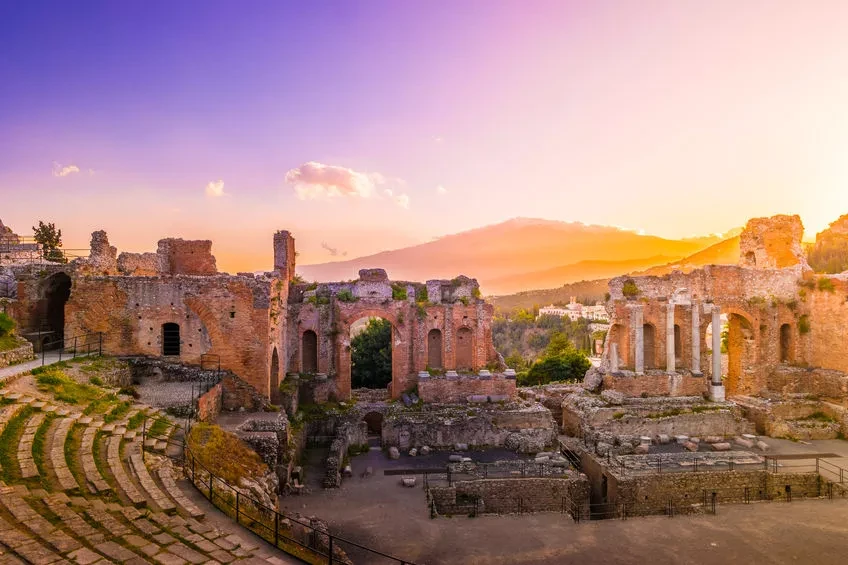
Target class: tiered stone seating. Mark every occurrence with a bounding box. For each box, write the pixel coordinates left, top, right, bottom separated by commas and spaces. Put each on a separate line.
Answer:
79, 426, 110, 494
158, 465, 204, 519
0, 389, 295, 564
49, 418, 79, 492
128, 451, 176, 513
17, 413, 44, 479
105, 436, 146, 507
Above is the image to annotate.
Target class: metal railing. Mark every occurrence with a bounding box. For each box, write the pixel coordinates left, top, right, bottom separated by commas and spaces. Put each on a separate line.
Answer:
141, 416, 418, 565
40, 332, 103, 365
0, 241, 91, 266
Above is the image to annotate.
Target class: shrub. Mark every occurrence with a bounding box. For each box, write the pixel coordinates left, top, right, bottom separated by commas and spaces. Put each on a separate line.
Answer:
415, 286, 428, 302
519, 351, 591, 386
817, 277, 836, 293
621, 279, 640, 298
88, 376, 104, 386
799, 315, 811, 334
472, 287, 482, 299
0, 313, 15, 337
335, 289, 357, 303
391, 283, 408, 301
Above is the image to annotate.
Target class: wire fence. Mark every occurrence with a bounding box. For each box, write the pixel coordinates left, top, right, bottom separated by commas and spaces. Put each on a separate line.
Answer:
40, 332, 104, 364
141, 416, 418, 565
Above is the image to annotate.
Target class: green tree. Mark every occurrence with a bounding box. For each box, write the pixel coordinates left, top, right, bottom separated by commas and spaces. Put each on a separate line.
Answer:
519, 351, 591, 386
351, 319, 392, 389
32, 221, 64, 262
543, 331, 575, 358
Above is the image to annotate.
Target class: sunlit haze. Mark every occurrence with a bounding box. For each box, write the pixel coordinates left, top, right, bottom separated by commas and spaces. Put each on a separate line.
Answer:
3, 1, 848, 272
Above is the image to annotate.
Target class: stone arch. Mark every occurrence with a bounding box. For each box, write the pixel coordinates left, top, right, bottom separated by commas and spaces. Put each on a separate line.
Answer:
607, 323, 628, 370
270, 347, 281, 403
363, 411, 384, 435
162, 322, 180, 356
41, 272, 71, 348
456, 326, 474, 370
427, 328, 443, 370
726, 312, 756, 395
780, 323, 793, 363
302, 330, 318, 373
334, 306, 408, 400
643, 323, 656, 369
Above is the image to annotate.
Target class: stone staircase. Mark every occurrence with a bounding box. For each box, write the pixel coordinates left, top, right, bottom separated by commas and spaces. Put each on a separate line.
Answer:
0, 391, 294, 564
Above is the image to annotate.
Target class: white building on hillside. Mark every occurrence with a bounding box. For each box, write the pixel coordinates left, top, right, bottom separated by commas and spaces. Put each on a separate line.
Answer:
538, 297, 609, 322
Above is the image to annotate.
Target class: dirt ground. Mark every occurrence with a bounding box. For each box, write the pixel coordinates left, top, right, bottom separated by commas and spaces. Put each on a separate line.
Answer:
281, 441, 848, 565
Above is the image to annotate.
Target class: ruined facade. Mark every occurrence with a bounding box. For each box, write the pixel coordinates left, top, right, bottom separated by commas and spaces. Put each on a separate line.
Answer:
600, 214, 848, 401
2, 224, 504, 403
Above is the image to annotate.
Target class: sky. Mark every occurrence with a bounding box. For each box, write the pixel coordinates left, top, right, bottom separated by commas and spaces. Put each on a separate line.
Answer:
3, 0, 848, 272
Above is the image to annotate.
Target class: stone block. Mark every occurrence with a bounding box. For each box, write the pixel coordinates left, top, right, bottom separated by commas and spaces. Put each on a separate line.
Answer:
455, 443, 468, 451
683, 441, 699, 452
388, 447, 400, 460
734, 437, 755, 449
711, 442, 732, 452
675, 435, 689, 445
600, 390, 625, 405
420, 446, 431, 456
703, 436, 722, 444
467, 395, 488, 403
657, 434, 670, 445
639, 436, 652, 445
742, 433, 758, 442
448, 454, 463, 463
401, 477, 416, 487
489, 395, 510, 402
634, 444, 650, 454
504, 369, 517, 379
408, 448, 417, 457
756, 440, 770, 452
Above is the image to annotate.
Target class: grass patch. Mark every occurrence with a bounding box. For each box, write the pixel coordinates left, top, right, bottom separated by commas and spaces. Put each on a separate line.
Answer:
147, 418, 170, 438
645, 408, 685, 419
0, 406, 33, 483
65, 423, 86, 493
35, 366, 105, 405
798, 411, 837, 423
187, 422, 267, 485
0, 334, 21, 352
691, 405, 723, 414
33, 413, 58, 483
88, 376, 104, 386
127, 411, 146, 430
103, 401, 132, 424
612, 411, 627, 420
83, 394, 120, 416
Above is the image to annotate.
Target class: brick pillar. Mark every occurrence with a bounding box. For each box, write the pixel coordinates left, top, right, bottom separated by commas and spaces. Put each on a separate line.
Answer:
666, 303, 675, 372
691, 302, 701, 374
632, 306, 644, 375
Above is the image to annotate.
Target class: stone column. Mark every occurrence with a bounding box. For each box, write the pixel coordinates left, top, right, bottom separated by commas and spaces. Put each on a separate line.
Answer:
632, 306, 644, 375
610, 343, 619, 372
710, 304, 725, 401
691, 303, 701, 374
711, 306, 722, 385
666, 303, 675, 373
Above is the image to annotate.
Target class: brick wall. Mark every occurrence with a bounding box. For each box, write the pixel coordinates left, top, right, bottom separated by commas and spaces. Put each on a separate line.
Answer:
430, 476, 590, 515
197, 383, 222, 422
418, 374, 516, 403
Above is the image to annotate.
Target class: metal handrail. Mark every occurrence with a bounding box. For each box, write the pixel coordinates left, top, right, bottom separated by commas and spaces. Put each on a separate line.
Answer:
141, 416, 418, 564
40, 332, 104, 365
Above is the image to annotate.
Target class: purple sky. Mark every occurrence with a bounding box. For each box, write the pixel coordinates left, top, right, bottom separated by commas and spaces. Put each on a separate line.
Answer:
3, 1, 848, 271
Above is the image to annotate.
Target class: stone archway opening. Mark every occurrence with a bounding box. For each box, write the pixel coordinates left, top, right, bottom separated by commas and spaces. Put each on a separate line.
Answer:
162, 323, 180, 356
673, 324, 683, 367
350, 317, 393, 390
42, 272, 71, 349
643, 323, 656, 369
725, 313, 755, 395
270, 347, 281, 403
363, 411, 384, 435
456, 326, 473, 371
302, 330, 318, 373
427, 328, 443, 370
780, 323, 793, 363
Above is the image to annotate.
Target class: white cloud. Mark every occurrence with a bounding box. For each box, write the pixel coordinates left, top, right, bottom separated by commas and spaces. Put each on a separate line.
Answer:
383, 189, 410, 209
287, 161, 410, 207
52, 162, 80, 177
205, 179, 226, 198
286, 161, 383, 200
436, 185, 448, 195
321, 241, 348, 257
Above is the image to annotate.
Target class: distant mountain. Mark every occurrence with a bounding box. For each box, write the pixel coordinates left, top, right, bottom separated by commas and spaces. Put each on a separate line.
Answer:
489, 233, 742, 312
483, 255, 681, 295
298, 218, 723, 293
632, 235, 741, 276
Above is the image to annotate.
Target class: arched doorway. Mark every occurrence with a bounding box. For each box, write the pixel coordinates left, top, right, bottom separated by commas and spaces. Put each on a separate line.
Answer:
427, 329, 443, 370
162, 323, 180, 356
270, 347, 280, 403
726, 313, 755, 395
673, 324, 682, 368
302, 330, 318, 373
42, 272, 71, 349
350, 318, 392, 390
643, 324, 656, 369
780, 324, 793, 363
363, 412, 383, 435
456, 327, 473, 370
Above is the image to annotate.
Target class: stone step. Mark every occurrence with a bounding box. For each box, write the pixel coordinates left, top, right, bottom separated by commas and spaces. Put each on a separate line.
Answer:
17, 413, 45, 479
0, 513, 66, 565
157, 466, 204, 519
128, 452, 176, 514
80, 427, 110, 494
49, 418, 79, 492
105, 437, 146, 508
0, 486, 82, 555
